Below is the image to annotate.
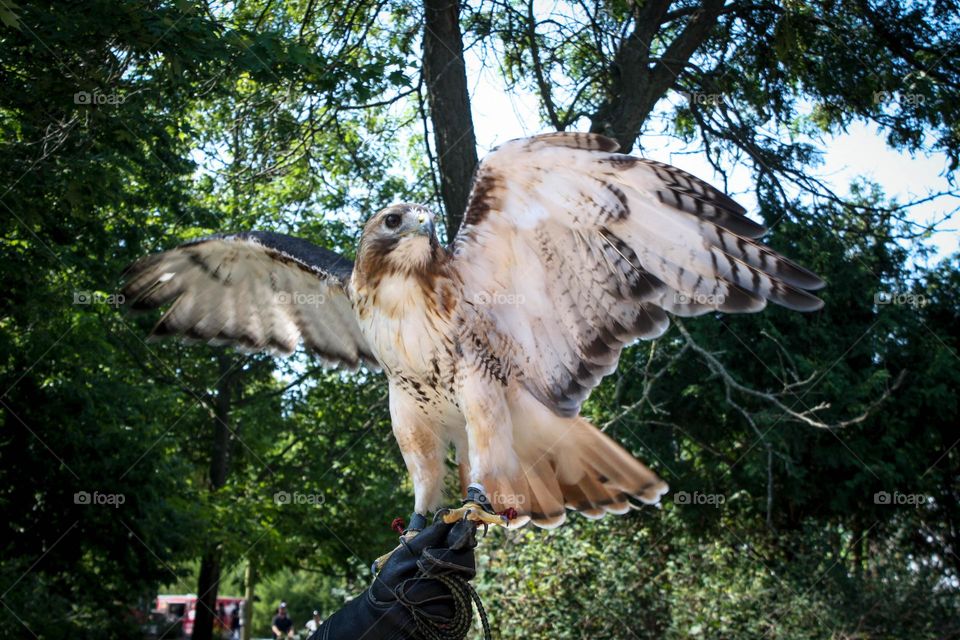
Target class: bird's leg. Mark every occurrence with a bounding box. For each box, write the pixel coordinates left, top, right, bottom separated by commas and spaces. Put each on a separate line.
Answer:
445, 368, 517, 530
377, 392, 446, 571
370, 512, 428, 573
440, 483, 510, 528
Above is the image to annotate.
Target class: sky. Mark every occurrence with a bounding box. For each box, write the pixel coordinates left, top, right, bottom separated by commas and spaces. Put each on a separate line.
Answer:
464, 52, 959, 262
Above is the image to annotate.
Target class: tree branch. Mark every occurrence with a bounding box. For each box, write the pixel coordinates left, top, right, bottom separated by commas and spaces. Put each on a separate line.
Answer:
675, 320, 907, 430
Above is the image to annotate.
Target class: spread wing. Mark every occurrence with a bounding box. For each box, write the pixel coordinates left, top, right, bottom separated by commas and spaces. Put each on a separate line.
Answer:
451, 132, 824, 416
121, 231, 377, 369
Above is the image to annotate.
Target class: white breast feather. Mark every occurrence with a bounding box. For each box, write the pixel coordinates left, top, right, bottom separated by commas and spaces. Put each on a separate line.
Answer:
363, 273, 445, 375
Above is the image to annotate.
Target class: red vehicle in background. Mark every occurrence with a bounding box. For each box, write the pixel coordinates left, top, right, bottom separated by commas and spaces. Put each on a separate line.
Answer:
151, 594, 244, 638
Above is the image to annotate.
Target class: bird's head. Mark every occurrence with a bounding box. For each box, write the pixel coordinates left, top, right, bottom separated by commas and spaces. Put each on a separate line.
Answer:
354, 203, 446, 289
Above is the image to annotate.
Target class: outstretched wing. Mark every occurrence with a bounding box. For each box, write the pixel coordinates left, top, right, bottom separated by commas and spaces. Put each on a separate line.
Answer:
452, 132, 824, 416
122, 231, 377, 369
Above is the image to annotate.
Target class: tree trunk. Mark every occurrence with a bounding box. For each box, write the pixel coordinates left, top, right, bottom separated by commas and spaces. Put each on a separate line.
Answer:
589, 0, 725, 152
422, 0, 478, 240
193, 548, 224, 640
192, 354, 236, 640
242, 560, 256, 640
851, 519, 864, 580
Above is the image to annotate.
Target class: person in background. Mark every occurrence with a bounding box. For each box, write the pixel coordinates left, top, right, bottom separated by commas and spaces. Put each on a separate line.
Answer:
271, 602, 294, 639
217, 603, 227, 635
304, 610, 323, 636
229, 602, 241, 640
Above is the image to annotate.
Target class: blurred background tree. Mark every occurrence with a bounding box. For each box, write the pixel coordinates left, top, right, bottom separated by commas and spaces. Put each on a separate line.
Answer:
1, 1, 957, 638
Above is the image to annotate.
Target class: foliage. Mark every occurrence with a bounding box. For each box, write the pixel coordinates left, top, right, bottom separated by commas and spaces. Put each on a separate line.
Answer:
478, 512, 959, 639
1, 1, 957, 639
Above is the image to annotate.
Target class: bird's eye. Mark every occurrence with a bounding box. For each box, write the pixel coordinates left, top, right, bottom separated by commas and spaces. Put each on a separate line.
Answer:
384, 213, 403, 230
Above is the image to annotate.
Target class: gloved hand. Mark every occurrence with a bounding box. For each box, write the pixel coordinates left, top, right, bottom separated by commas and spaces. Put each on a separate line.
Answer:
309, 517, 482, 640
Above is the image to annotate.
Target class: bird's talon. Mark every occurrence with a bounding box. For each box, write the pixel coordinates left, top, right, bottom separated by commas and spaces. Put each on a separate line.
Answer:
441, 501, 509, 528
371, 517, 424, 574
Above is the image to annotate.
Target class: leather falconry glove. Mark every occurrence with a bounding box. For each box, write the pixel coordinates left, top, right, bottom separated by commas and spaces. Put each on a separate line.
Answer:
308, 517, 488, 640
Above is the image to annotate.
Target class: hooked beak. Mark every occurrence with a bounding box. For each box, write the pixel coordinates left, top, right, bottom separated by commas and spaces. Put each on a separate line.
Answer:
416, 212, 435, 237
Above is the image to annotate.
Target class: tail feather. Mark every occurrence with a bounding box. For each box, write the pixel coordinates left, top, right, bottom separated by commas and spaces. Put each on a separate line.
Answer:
560, 472, 629, 518
486, 413, 667, 529
520, 458, 566, 528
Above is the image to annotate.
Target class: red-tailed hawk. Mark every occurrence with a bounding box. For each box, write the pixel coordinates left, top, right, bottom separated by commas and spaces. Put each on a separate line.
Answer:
123, 132, 823, 530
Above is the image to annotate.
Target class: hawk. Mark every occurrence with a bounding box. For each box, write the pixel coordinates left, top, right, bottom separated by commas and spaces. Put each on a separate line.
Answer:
123, 132, 823, 532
